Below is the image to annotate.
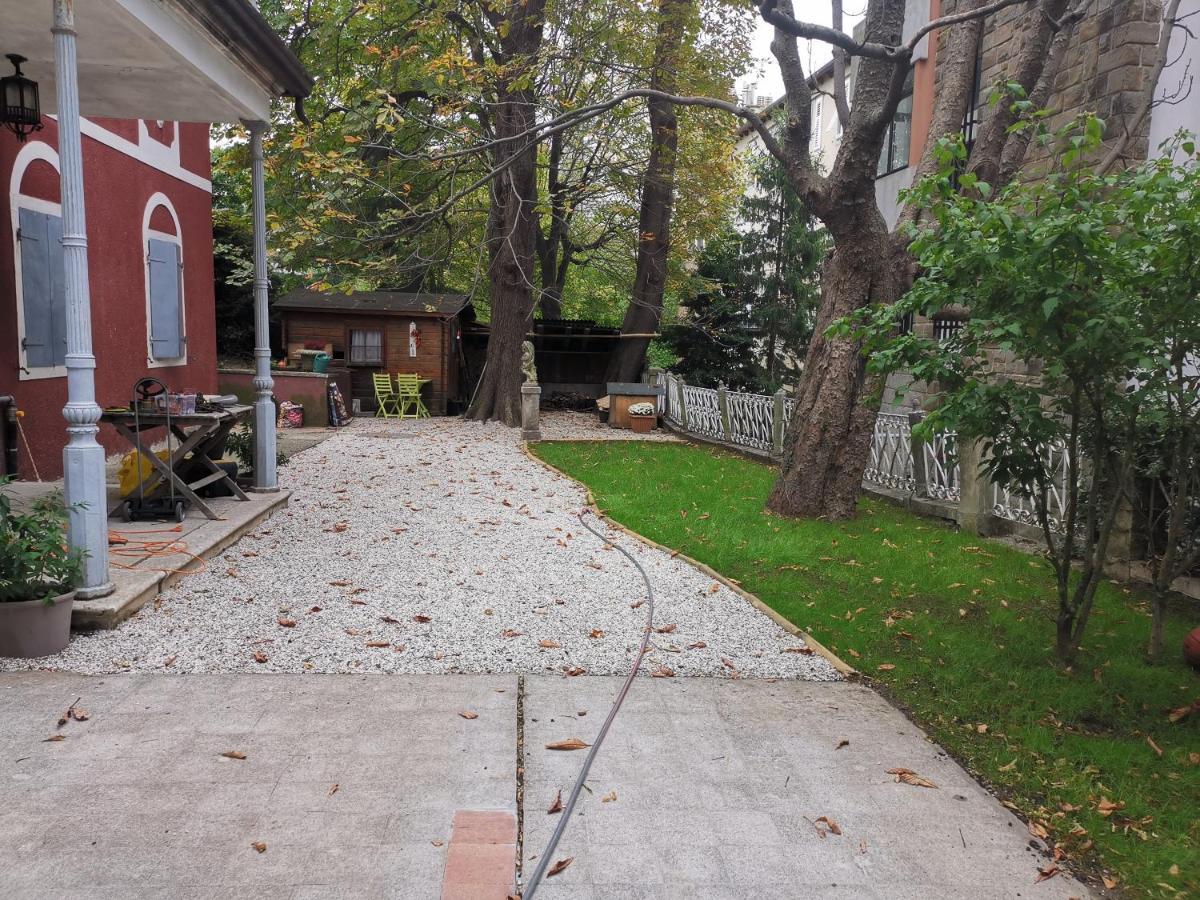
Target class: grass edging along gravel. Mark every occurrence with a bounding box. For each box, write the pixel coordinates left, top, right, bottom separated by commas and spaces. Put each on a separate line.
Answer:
524, 441, 855, 678
528, 439, 1200, 900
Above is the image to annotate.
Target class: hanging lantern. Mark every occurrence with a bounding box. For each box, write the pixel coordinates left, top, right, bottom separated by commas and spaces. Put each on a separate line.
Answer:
1, 55, 42, 144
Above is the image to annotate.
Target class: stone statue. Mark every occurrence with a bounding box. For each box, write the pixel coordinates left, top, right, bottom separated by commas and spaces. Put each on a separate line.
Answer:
520, 340, 538, 384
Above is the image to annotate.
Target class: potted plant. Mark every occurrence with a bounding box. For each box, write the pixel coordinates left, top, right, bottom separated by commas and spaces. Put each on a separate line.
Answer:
628, 401, 657, 433
0, 480, 83, 658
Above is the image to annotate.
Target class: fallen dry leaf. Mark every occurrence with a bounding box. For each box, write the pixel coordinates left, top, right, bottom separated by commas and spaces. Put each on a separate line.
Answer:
654, 623, 677, 634
459, 710, 479, 720
1096, 797, 1125, 817
782, 646, 814, 655
886, 767, 938, 789
1102, 875, 1119, 889
380, 615, 400, 624
650, 665, 675, 678
687, 640, 707, 649
547, 857, 574, 877
163, 655, 177, 668
877, 663, 896, 671
708, 583, 720, 594
1166, 699, 1198, 723
601, 790, 617, 803
328, 579, 352, 587
1034, 864, 1059, 883
365, 640, 390, 648
42, 734, 66, 742
277, 618, 297, 628
502, 629, 524, 638
1028, 821, 1049, 840
252, 651, 268, 664
836, 739, 850, 750
545, 738, 590, 751
328, 783, 339, 797
538, 639, 562, 649
814, 815, 842, 836
588, 629, 605, 639
220, 750, 247, 760
251, 841, 267, 854
547, 790, 563, 814
412, 614, 432, 623
431, 839, 444, 847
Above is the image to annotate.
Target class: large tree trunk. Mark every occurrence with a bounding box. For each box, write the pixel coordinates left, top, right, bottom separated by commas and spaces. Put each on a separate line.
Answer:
466, 0, 547, 425
606, 0, 689, 384
767, 214, 906, 519
536, 131, 567, 320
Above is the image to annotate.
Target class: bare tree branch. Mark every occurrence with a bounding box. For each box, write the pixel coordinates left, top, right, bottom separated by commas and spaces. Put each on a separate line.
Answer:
830, 0, 852, 126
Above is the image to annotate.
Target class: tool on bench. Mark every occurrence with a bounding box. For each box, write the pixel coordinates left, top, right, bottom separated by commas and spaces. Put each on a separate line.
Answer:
120, 377, 188, 523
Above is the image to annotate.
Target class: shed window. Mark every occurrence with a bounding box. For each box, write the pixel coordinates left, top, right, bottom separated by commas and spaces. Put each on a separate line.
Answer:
349, 329, 383, 364
17, 207, 67, 370
147, 237, 184, 360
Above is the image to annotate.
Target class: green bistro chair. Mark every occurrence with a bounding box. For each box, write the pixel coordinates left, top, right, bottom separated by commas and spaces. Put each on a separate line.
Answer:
372, 373, 402, 418
395, 374, 430, 419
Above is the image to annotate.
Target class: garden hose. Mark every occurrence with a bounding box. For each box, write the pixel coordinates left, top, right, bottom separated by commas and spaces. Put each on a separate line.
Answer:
522, 507, 656, 898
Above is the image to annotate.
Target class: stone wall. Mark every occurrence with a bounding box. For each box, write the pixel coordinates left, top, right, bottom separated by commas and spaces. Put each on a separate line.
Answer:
944, 0, 1163, 172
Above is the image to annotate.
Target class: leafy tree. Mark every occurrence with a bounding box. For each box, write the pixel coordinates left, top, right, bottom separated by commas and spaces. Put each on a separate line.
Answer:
1120, 137, 1200, 660
848, 123, 1198, 662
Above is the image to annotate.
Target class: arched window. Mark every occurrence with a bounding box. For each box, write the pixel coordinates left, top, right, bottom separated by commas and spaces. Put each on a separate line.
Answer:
142, 193, 186, 365
10, 142, 66, 379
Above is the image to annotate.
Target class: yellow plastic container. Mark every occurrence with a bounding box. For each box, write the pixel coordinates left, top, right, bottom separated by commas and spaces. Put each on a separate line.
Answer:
117, 449, 171, 498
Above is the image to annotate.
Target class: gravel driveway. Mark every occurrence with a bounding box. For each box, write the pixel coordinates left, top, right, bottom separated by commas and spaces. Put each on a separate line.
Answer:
3, 416, 836, 680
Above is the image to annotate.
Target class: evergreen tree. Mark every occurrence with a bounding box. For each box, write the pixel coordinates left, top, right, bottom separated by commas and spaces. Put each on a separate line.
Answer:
662, 231, 762, 391
737, 153, 826, 390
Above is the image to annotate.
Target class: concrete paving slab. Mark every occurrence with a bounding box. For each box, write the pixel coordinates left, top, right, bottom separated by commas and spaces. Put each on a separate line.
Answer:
0, 673, 516, 900
521, 676, 1093, 900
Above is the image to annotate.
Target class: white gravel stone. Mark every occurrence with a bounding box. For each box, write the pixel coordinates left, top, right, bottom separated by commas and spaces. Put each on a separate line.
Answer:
2, 414, 837, 681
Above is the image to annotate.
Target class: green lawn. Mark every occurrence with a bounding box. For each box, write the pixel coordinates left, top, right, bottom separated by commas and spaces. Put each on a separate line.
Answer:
532, 439, 1200, 898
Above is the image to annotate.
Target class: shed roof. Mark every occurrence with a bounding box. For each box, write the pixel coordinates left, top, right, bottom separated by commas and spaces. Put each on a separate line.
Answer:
275, 290, 471, 318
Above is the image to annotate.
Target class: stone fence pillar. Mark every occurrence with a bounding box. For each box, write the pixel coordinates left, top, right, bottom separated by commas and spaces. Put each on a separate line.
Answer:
717, 384, 732, 442
772, 390, 787, 457
521, 383, 542, 442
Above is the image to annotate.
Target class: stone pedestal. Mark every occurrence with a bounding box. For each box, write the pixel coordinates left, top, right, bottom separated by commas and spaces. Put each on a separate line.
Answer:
955, 439, 995, 536
521, 383, 542, 442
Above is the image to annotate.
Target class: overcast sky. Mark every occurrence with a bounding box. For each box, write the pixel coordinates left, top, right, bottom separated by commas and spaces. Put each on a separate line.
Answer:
740, 1, 865, 101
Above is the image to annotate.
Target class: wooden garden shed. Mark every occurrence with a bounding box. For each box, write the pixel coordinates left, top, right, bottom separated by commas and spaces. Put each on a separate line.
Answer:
275, 289, 472, 415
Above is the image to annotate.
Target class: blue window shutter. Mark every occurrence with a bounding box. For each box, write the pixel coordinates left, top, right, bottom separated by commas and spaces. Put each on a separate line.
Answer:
46, 213, 67, 367
148, 238, 183, 360
17, 207, 67, 369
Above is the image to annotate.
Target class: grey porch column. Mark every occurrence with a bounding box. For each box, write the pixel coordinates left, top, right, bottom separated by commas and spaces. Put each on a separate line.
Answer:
246, 121, 277, 491
54, 0, 112, 598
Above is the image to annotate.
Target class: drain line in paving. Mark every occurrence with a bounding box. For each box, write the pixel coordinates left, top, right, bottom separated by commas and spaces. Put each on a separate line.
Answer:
521, 509, 656, 898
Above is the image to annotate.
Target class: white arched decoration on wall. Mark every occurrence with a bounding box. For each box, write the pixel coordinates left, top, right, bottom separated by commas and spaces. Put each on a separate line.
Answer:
141, 192, 187, 367
9, 141, 65, 381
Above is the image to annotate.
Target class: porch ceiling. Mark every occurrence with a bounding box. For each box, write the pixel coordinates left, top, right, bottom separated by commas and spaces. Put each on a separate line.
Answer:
2, 0, 311, 123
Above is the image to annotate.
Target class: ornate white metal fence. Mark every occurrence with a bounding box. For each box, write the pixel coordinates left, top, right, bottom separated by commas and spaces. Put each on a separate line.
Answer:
992, 440, 1072, 530
727, 391, 774, 451
864, 414, 916, 492
681, 383, 723, 439
922, 429, 961, 501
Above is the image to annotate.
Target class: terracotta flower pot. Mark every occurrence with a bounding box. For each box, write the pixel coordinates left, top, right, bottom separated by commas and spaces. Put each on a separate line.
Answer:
630, 414, 656, 434
0, 592, 75, 658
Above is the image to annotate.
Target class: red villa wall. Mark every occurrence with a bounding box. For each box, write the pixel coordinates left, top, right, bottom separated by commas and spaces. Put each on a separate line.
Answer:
0, 117, 218, 479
